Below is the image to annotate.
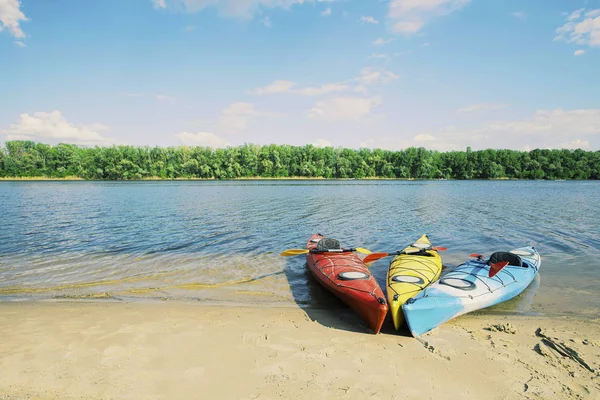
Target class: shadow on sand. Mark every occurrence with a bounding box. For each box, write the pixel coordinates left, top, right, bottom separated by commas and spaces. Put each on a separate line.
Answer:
283, 256, 412, 337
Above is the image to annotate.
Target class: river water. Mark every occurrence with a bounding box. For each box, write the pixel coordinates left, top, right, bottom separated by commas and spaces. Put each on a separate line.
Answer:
1, 180, 598, 318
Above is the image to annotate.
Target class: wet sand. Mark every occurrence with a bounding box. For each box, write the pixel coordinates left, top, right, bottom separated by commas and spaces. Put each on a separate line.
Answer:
1, 302, 598, 400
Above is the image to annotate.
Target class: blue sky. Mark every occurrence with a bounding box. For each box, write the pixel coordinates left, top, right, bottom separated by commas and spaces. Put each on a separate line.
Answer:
1, 0, 599, 151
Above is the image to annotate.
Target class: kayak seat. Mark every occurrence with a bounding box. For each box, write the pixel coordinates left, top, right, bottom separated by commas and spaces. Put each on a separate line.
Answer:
488, 252, 522, 267
316, 238, 341, 251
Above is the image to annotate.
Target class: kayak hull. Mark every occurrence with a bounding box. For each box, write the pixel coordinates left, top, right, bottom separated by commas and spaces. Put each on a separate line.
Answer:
403, 246, 541, 336
306, 234, 388, 334
387, 234, 443, 331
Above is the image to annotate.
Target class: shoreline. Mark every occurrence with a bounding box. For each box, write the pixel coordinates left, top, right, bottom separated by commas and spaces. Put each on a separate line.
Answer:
1, 301, 598, 399
1, 295, 598, 321
0, 176, 574, 182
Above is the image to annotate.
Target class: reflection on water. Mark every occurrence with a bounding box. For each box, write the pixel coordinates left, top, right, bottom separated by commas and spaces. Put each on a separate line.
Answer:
0, 180, 599, 317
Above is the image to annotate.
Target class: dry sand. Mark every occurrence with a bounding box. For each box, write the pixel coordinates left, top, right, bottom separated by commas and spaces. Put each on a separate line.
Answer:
1, 302, 598, 400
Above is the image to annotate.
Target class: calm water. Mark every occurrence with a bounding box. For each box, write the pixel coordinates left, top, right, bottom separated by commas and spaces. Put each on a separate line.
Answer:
0, 180, 599, 318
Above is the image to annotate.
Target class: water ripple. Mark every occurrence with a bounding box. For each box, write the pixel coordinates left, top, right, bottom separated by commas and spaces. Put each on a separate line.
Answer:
0, 180, 599, 316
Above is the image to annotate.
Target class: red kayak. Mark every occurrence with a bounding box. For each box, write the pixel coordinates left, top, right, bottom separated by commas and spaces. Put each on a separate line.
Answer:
305, 233, 388, 334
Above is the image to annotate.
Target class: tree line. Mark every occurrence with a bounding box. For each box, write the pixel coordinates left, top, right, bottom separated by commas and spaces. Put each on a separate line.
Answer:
0, 140, 598, 180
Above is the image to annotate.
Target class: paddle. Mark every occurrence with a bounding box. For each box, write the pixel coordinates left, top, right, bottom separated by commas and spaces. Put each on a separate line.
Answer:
363, 246, 447, 264
469, 253, 510, 278
280, 247, 371, 257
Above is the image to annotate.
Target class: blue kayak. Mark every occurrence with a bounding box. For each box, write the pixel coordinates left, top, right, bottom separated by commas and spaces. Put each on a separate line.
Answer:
403, 246, 541, 336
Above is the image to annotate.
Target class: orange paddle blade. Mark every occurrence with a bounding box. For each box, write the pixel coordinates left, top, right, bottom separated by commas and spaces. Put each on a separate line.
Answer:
363, 252, 390, 264
432, 246, 447, 251
489, 261, 509, 278
470, 253, 484, 258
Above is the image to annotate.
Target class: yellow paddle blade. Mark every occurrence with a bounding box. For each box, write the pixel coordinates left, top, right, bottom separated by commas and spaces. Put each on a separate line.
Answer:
280, 249, 309, 256
355, 247, 371, 254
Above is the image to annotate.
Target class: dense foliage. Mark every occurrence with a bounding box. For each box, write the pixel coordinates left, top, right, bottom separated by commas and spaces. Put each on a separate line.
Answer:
0, 141, 598, 180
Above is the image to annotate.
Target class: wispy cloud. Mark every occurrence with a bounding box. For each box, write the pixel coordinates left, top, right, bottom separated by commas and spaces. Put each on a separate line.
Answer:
574, 49, 586, 56
555, 8, 600, 48
155, 94, 177, 102
152, 0, 305, 19
185, 24, 197, 31
252, 67, 398, 97
511, 11, 526, 20
360, 16, 378, 24
0, 0, 28, 38
218, 102, 279, 133
260, 16, 271, 27
152, 0, 167, 9
484, 108, 600, 139
458, 103, 507, 113
251, 80, 349, 96
123, 93, 178, 102
355, 67, 398, 86
373, 37, 393, 46
369, 53, 389, 60
14, 40, 25, 47
311, 138, 332, 148
365, 108, 600, 151
321, 7, 331, 17
388, 0, 470, 34
560, 138, 590, 150
308, 96, 382, 121
176, 131, 230, 148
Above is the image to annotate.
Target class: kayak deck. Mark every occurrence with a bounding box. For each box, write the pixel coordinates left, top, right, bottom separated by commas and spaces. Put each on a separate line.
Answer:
306, 234, 388, 334
387, 234, 443, 330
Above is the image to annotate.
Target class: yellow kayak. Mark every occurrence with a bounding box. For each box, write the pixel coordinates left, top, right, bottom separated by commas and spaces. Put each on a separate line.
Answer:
387, 234, 443, 331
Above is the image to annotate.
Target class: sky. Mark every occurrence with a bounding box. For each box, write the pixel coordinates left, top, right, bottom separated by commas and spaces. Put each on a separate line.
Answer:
1, 0, 599, 151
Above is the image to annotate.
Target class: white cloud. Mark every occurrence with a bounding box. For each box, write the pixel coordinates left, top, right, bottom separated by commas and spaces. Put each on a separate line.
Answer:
185, 24, 197, 31
155, 94, 176, 102
360, 16, 378, 24
457, 103, 507, 113
355, 67, 398, 86
355, 108, 600, 151
123, 93, 177, 102
251, 80, 297, 95
560, 139, 590, 150
444, 108, 600, 150
353, 85, 367, 94
0, 0, 28, 38
393, 20, 423, 33
485, 109, 600, 136
321, 7, 331, 17
568, 8, 585, 21
251, 80, 348, 96
2, 111, 111, 145
252, 67, 398, 98
261, 16, 271, 27
295, 83, 349, 96
414, 134, 436, 142
555, 8, 600, 48
373, 37, 392, 45
388, 0, 470, 34
308, 96, 382, 121
154, 0, 304, 19
152, 0, 167, 9
369, 53, 389, 60
574, 49, 586, 56
14, 40, 25, 47
511, 11, 526, 20
176, 131, 230, 147
218, 102, 277, 133
311, 138, 332, 147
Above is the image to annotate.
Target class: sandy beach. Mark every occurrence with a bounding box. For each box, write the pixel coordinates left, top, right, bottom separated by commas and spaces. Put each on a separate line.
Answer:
1, 302, 598, 400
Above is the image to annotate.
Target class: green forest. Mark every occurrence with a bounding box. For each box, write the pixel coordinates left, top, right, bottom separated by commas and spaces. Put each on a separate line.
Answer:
0, 140, 598, 180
